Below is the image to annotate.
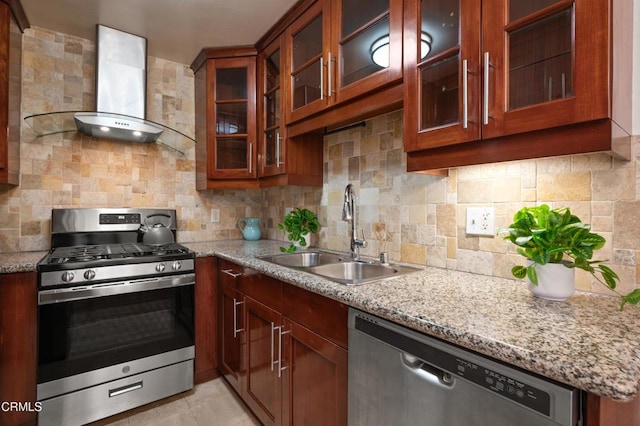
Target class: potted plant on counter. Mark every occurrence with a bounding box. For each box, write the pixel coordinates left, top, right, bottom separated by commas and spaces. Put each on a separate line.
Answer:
277, 208, 320, 253
500, 204, 640, 310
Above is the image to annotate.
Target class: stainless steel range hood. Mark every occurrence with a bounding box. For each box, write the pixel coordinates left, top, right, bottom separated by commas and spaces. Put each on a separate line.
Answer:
24, 25, 195, 154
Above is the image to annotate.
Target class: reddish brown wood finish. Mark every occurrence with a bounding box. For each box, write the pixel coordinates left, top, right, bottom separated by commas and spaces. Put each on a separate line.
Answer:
281, 318, 347, 426
219, 284, 245, 394
284, 0, 404, 126
587, 393, 640, 426
0, 272, 38, 426
406, 119, 625, 172
0, 0, 23, 185
195, 257, 219, 384
243, 297, 282, 426
403, 0, 632, 172
215, 258, 348, 426
282, 283, 347, 349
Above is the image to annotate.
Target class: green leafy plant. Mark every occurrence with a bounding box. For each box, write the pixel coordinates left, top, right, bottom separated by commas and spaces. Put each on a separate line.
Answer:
500, 204, 640, 310
277, 208, 320, 253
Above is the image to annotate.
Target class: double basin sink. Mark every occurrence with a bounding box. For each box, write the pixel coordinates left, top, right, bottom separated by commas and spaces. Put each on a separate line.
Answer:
259, 250, 421, 285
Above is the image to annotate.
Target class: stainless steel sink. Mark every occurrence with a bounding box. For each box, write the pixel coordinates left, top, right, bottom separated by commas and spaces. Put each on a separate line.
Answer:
259, 251, 345, 268
259, 251, 421, 285
309, 261, 420, 285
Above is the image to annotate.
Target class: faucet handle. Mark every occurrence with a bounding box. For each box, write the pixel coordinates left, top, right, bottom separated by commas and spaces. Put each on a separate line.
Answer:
356, 229, 368, 248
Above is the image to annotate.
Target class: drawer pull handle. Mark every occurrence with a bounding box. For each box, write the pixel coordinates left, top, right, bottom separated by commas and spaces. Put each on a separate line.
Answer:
233, 298, 245, 337
222, 269, 243, 278
109, 381, 143, 398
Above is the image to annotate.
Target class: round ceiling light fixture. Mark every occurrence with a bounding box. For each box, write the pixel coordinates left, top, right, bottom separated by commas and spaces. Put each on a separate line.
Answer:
371, 32, 433, 68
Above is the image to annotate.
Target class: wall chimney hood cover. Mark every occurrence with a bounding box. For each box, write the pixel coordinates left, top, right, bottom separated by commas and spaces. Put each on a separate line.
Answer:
23, 25, 195, 155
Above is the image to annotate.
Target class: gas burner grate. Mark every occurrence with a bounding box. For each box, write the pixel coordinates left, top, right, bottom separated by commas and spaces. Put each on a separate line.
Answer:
48, 243, 190, 264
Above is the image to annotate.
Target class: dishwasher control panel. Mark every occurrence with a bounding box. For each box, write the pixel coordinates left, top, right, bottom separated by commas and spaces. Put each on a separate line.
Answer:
450, 357, 551, 415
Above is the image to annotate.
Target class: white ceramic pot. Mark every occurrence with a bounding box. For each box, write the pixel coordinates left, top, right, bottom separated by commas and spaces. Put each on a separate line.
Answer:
294, 233, 311, 248
527, 263, 575, 301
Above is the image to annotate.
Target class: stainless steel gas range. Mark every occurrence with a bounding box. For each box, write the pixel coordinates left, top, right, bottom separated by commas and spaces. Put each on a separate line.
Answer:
36, 208, 195, 426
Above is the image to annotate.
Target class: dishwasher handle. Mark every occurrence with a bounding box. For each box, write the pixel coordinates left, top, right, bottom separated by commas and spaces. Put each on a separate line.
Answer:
401, 353, 454, 388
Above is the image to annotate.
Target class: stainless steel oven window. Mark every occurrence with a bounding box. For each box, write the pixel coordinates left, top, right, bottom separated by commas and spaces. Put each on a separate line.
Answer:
37, 280, 195, 385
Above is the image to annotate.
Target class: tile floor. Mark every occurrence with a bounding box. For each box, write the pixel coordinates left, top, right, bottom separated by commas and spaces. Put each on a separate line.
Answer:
88, 378, 259, 426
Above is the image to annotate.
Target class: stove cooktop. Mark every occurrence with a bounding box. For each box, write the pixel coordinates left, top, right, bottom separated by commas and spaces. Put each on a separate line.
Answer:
44, 243, 191, 265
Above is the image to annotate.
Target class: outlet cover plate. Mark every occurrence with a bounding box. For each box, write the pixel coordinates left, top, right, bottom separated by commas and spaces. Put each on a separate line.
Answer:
466, 207, 495, 236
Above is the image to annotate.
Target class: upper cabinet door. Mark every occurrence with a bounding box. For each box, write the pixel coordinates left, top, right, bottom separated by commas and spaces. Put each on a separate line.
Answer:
285, 1, 331, 124
259, 38, 286, 177
208, 56, 257, 179
331, 0, 403, 104
404, 0, 481, 151
482, 0, 607, 139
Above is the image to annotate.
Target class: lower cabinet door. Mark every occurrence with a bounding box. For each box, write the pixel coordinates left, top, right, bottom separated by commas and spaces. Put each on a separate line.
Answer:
282, 318, 348, 426
244, 297, 282, 426
219, 285, 244, 394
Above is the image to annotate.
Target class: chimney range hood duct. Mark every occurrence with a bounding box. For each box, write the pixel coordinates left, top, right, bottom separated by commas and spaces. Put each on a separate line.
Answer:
24, 25, 195, 154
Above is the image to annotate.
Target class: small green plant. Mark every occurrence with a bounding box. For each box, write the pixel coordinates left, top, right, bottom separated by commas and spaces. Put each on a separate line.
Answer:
277, 208, 320, 253
500, 204, 640, 310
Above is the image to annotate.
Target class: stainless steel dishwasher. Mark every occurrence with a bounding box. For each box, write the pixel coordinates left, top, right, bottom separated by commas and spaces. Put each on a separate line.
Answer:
348, 309, 582, 426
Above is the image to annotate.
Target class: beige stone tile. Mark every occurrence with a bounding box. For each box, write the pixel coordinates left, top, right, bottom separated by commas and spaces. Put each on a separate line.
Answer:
401, 243, 427, 265
457, 180, 494, 203
613, 201, 640, 250
436, 204, 456, 237
537, 172, 591, 201
592, 167, 635, 201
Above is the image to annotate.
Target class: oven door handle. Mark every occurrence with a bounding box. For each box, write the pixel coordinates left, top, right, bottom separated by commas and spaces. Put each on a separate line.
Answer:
38, 273, 195, 305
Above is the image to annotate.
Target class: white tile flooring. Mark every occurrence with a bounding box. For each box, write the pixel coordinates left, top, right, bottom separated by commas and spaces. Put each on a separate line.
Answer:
88, 378, 260, 426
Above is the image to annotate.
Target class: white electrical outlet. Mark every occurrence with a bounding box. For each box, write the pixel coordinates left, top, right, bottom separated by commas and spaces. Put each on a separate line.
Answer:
466, 207, 495, 236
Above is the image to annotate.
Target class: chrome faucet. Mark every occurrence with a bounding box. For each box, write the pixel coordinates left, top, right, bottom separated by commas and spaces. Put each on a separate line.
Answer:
342, 184, 367, 259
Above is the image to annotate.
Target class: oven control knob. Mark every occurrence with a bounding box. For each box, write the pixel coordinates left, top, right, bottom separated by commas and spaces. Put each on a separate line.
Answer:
156, 263, 166, 272
172, 261, 182, 271
61, 271, 75, 282
84, 270, 96, 280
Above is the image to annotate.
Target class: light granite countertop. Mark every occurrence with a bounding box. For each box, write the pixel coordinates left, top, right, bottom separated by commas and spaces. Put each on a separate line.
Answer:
3, 240, 639, 402
186, 239, 640, 402
0, 250, 47, 274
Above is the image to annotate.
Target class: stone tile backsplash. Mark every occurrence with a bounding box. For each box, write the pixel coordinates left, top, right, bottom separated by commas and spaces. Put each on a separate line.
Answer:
1, 26, 639, 298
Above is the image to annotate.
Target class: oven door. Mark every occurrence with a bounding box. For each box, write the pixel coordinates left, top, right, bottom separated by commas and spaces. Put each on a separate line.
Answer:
37, 274, 195, 388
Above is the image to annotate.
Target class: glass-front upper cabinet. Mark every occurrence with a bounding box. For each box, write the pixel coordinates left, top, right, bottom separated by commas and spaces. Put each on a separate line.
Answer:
211, 57, 256, 179
286, 0, 403, 124
405, 0, 609, 151
259, 38, 285, 177
481, 0, 603, 139
404, 0, 481, 151
332, 0, 403, 104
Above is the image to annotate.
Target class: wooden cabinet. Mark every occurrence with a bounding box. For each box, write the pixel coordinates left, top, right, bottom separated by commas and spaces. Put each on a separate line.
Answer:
192, 44, 323, 189
193, 48, 258, 189
0, 272, 38, 426
404, 0, 633, 171
216, 258, 348, 426
0, 0, 26, 185
194, 257, 218, 384
284, 0, 403, 125
257, 36, 324, 187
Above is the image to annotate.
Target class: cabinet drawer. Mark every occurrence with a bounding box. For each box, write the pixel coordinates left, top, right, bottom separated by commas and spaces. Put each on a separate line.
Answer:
218, 259, 245, 289
282, 284, 348, 349
240, 269, 282, 312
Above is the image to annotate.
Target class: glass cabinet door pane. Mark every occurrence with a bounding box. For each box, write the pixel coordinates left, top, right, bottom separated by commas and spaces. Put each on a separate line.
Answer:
264, 130, 277, 167
216, 68, 247, 100
509, 0, 563, 22
265, 90, 280, 129
265, 50, 280, 92
216, 104, 247, 134
216, 138, 247, 169
420, 55, 460, 130
508, 9, 573, 110
342, 17, 389, 86
292, 64, 322, 109
421, 0, 459, 60
292, 15, 323, 69
342, 0, 388, 36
